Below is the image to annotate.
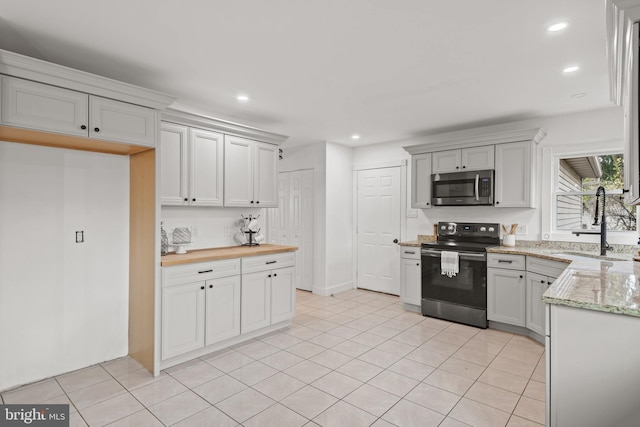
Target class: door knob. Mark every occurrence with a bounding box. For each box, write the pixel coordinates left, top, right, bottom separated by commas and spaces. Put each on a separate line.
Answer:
393, 239, 399, 244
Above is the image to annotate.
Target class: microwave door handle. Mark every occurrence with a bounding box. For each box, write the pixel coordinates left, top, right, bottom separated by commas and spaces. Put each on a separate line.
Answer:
475, 173, 480, 201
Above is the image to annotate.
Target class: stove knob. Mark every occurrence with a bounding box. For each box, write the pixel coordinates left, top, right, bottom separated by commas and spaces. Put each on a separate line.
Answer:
448, 225, 454, 231
480, 227, 486, 232
488, 227, 495, 232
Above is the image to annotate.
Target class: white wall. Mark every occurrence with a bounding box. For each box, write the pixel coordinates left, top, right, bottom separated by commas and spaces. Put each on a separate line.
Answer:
0, 141, 129, 391
352, 107, 624, 242
325, 142, 354, 294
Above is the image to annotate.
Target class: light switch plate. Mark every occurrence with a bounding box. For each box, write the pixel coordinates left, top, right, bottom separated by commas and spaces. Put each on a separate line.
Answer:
516, 225, 527, 235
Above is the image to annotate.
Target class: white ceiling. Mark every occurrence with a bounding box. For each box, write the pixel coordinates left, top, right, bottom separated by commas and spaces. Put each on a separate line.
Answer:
0, 0, 614, 147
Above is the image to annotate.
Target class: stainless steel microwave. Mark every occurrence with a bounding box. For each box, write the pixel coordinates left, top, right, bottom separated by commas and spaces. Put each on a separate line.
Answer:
431, 170, 494, 206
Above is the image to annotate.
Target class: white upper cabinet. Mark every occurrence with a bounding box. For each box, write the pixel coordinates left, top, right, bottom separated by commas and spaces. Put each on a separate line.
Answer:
89, 96, 156, 147
1, 76, 88, 136
411, 153, 432, 208
495, 141, 534, 208
224, 135, 278, 207
432, 145, 494, 173
1, 76, 157, 147
160, 123, 224, 206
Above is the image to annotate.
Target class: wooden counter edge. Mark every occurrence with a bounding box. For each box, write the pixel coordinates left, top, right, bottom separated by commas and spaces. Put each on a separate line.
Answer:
161, 245, 298, 267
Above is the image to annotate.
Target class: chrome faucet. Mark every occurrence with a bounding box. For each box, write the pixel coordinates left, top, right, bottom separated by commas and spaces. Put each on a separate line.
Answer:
572, 186, 609, 255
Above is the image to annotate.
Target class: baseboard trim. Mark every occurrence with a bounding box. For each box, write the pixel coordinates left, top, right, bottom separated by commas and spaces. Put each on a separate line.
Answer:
312, 281, 354, 296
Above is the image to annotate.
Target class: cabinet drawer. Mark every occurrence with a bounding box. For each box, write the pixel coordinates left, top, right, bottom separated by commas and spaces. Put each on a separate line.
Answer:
242, 252, 296, 274
526, 256, 569, 279
487, 253, 526, 270
162, 258, 241, 287
400, 247, 421, 260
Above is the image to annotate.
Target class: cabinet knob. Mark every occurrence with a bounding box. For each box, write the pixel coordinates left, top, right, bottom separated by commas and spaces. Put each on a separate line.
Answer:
250, 201, 254, 204
496, 201, 500, 205
416, 263, 419, 266
547, 281, 552, 285
520, 275, 523, 279
209, 284, 213, 288
192, 198, 196, 202
426, 202, 430, 206
456, 166, 459, 169
200, 286, 205, 290
81, 125, 87, 130
184, 198, 188, 202
273, 273, 277, 277
268, 274, 272, 278
462, 165, 466, 169
541, 280, 545, 283
256, 201, 260, 204
94, 127, 100, 132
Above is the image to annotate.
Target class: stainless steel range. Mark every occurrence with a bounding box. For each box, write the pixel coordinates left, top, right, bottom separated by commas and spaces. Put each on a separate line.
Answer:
421, 222, 500, 328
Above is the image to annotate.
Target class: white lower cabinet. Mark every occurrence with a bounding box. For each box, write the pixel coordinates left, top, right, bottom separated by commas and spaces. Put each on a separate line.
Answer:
162, 252, 296, 362
162, 282, 206, 360
400, 247, 421, 306
241, 265, 296, 334
526, 272, 550, 335
487, 253, 526, 326
205, 275, 241, 345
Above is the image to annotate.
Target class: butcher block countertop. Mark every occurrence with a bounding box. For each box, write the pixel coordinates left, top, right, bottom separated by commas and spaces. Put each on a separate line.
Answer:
161, 244, 298, 267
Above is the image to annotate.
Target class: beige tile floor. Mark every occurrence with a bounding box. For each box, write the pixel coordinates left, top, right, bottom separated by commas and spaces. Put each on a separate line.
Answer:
1, 288, 546, 426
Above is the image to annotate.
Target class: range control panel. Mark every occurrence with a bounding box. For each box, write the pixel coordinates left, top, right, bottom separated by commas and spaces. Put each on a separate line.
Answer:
437, 222, 500, 239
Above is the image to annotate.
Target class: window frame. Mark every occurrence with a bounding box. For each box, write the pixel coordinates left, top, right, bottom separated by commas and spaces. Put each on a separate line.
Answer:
541, 141, 636, 246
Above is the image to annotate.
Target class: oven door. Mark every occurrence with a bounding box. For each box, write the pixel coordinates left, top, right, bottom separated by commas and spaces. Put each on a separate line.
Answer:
421, 248, 487, 309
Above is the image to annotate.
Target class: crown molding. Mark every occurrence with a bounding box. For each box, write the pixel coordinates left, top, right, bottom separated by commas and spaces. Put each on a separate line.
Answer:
403, 128, 546, 155
0, 49, 175, 110
161, 108, 289, 145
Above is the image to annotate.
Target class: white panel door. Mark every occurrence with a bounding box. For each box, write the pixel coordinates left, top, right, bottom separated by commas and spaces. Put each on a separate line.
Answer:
357, 167, 401, 295
190, 128, 224, 206
205, 275, 241, 345
1, 76, 88, 136
162, 282, 205, 360
255, 142, 278, 207
224, 136, 254, 206
487, 267, 526, 326
241, 272, 271, 333
89, 96, 156, 147
277, 172, 291, 244
400, 257, 421, 306
271, 267, 296, 323
160, 123, 188, 205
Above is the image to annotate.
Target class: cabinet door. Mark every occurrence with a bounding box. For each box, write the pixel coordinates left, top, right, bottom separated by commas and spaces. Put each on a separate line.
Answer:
190, 128, 224, 206
271, 266, 296, 323
205, 275, 241, 345
432, 149, 461, 173
1, 76, 88, 136
411, 153, 432, 208
162, 282, 205, 360
89, 96, 156, 147
241, 271, 271, 333
254, 142, 278, 207
487, 267, 526, 326
224, 136, 254, 207
160, 123, 189, 205
462, 145, 494, 170
495, 141, 533, 208
400, 256, 421, 306
526, 272, 550, 336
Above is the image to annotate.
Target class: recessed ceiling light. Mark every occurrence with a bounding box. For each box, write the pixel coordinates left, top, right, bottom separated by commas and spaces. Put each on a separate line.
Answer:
563, 66, 579, 73
351, 134, 361, 140
237, 94, 249, 102
571, 93, 588, 98
548, 22, 568, 32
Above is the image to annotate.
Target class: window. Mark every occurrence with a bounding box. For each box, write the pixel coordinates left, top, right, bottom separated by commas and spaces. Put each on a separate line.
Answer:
555, 153, 636, 232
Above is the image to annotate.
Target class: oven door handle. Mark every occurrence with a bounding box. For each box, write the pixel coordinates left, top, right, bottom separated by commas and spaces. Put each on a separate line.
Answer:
475, 173, 480, 201
421, 249, 486, 258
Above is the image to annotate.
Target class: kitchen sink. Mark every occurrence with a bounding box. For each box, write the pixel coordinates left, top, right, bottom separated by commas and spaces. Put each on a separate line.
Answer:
552, 251, 626, 262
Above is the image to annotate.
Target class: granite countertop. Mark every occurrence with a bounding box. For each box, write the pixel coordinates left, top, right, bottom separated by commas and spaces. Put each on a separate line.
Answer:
488, 245, 640, 318
399, 235, 436, 247
161, 244, 298, 267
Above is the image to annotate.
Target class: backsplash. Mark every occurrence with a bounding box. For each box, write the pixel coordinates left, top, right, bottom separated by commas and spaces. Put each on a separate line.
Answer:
161, 206, 264, 251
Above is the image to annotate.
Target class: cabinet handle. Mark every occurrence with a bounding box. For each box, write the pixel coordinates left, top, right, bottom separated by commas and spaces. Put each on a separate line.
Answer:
209, 284, 213, 288
94, 127, 100, 132
200, 286, 205, 290
81, 125, 87, 130
266, 261, 277, 265
404, 251, 416, 254
198, 269, 213, 274
497, 260, 513, 264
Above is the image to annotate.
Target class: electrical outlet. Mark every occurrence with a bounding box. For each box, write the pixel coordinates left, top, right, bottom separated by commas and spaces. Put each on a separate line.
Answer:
75, 231, 84, 243
407, 209, 418, 218
516, 225, 527, 235
224, 226, 233, 236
